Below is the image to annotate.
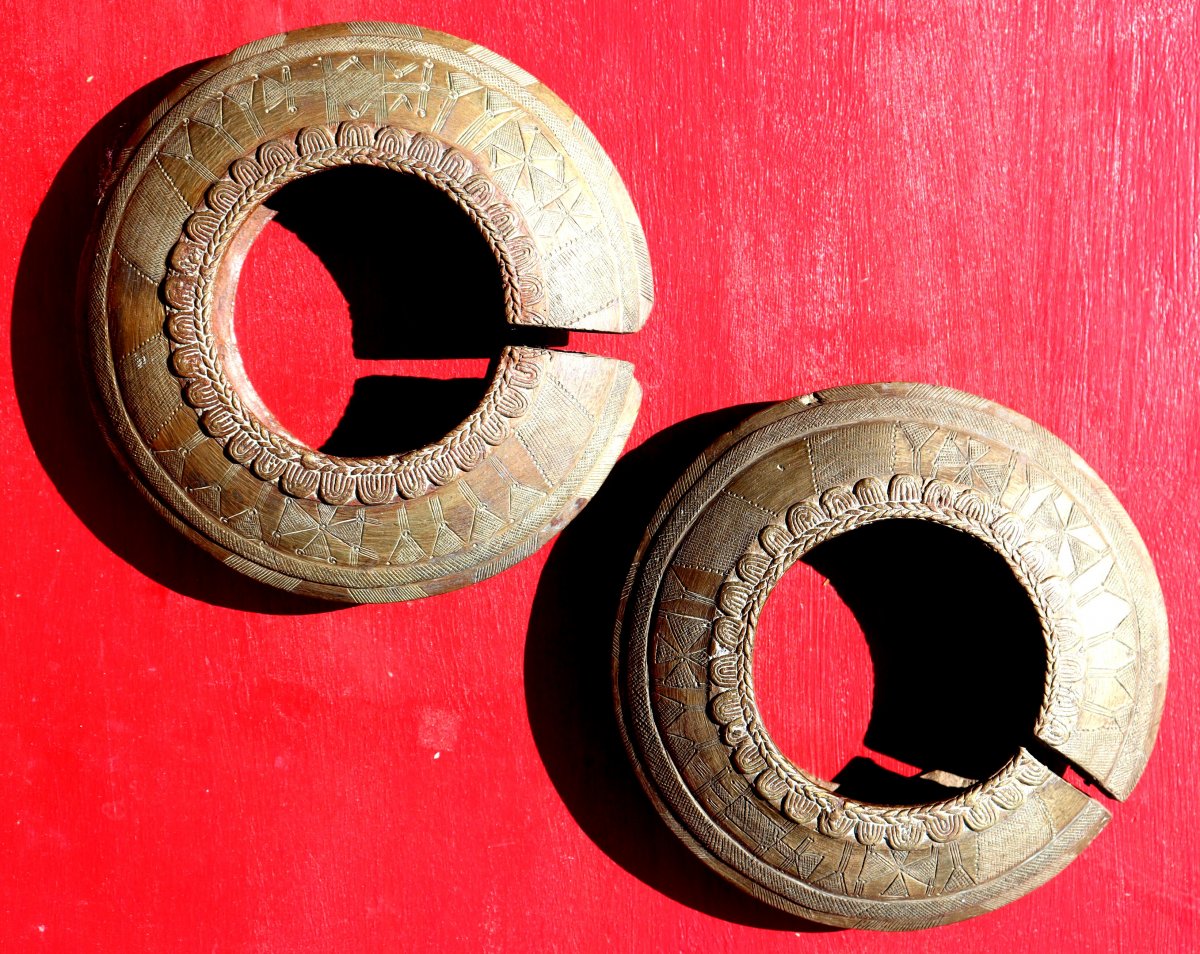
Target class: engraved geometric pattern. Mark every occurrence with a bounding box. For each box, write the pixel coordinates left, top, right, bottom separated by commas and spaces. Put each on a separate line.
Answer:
710, 473, 1084, 846
87, 23, 653, 602
617, 383, 1167, 930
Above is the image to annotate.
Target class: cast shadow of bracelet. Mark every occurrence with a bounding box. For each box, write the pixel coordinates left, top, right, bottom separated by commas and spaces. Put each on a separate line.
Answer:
9, 62, 316, 613
11, 69, 560, 612
15, 67, 1047, 927
260, 162, 566, 458
523, 404, 829, 930
524, 405, 1048, 928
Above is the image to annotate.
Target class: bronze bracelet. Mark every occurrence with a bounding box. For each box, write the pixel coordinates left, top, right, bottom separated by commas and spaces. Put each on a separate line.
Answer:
84, 22, 653, 601
616, 383, 1168, 930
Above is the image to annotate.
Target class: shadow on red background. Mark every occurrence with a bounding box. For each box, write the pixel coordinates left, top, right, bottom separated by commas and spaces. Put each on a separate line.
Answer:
523, 403, 830, 930
526, 404, 1056, 926
10, 71, 566, 609
13, 62, 1064, 934
809, 519, 1048, 799
10, 64, 331, 614
245, 164, 567, 457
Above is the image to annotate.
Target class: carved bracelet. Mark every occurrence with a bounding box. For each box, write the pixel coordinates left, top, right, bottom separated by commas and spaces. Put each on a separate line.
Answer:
615, 383, 1168, 929
84, 22, 652, 601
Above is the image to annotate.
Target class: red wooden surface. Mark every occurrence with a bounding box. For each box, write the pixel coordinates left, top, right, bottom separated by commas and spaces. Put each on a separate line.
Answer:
3, 1, 1198, 950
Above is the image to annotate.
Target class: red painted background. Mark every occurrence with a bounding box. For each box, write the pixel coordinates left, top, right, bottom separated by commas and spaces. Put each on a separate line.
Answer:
3, 1, 1197, 951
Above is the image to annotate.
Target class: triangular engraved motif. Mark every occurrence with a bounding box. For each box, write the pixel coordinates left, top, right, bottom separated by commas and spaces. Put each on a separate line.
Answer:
431, 523, 465, 557
509, 482, 547, 513
326, 513, 365, 548
814, 869, 849, 894
389, 535, 426, 565
665, 614, 708, 652
189, 485, 221, 514
470, 507, 505, 543
262, 76, 286, 112
430, 72, 481, 132
226, 81, 254, 107
159, 124, 195, 160
932, 434, 968, 471
154, 449, 188, 483
460, 482, 506, 543
661, 567, 716, 605
942, 865, 975, 892
794, 850, 823, 880
662, 662, 700, 689
223, 84, 264, 137
389, 508, 428, 565
488, 458, 547, 516
277, 499, 317, 537
192, 98, 223, 126
295, 533, 330, 562
899, 422, 936, 451
655, 696, 686, 727
458, 90, 517, 144
190, 98, 241, 150
1067, 534, 1101, 574
227, 509, 262, 540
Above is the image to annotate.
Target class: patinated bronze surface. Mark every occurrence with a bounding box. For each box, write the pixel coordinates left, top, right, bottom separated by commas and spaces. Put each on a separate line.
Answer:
615, 383, 1168, 930
84, 22, 653, 601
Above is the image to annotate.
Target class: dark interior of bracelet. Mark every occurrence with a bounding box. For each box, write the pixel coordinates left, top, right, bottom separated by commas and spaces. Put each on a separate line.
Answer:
223, 163, 567, 456
755, 518, 1046, 805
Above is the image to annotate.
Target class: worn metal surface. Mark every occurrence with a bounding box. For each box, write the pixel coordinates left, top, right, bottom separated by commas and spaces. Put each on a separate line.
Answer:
83, 22, 652, 601
616, 383, 1168, 930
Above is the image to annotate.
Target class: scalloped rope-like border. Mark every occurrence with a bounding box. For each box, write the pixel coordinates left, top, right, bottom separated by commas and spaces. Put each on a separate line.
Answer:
162, 120, 546, 506
705, 473, 1085, 849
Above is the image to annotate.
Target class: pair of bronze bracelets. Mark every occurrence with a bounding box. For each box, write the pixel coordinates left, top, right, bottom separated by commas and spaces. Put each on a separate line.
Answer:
84, 23, 1168, 931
